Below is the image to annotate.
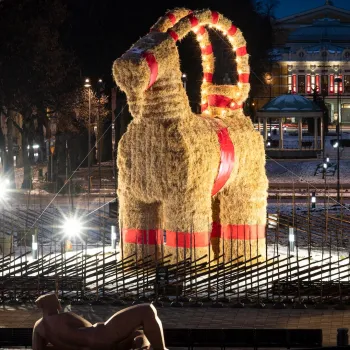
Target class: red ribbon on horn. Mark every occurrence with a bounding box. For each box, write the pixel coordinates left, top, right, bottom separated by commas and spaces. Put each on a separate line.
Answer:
142, 52, 158, 89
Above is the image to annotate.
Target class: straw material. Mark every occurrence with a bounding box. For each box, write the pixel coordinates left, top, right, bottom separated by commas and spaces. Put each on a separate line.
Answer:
113, 9, 267, 265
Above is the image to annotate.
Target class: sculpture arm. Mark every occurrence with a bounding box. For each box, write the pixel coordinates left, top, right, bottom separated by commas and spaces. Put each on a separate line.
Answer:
32, 328, 47, 350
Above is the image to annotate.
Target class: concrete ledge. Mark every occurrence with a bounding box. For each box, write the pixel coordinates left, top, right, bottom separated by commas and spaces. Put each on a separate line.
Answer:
267, 149, 319, 159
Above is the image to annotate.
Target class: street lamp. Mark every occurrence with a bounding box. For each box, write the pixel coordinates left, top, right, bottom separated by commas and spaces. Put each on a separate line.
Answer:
84, 78, 92, 197
265, 73, 273, 134
96, 78, 104, 190
334, 77, 342, 203
181, 73, 187, 90
49, 115, 57, 183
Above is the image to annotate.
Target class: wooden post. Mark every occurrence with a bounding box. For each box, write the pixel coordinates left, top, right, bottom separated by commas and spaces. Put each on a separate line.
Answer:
314, 117, 318, 150
263, 118, 267, 141
279, 118, 283, 149
298, 118, 303, 149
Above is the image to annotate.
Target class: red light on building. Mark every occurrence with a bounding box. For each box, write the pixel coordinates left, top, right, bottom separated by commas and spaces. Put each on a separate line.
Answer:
292, 74, 297, 93
339, 75, 343, 93
315, 75, 320, 92
306, 75, 311, 93
330, 74, 334, 93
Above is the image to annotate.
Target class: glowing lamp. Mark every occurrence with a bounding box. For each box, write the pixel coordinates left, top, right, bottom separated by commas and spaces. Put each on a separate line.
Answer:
84, 78, 91, 88
63, 217, 83, 237
311, 192, 316, 209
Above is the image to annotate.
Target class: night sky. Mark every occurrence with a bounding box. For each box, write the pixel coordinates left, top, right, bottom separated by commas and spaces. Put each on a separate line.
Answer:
67, 0, 350, 82
275, 0, 350, 18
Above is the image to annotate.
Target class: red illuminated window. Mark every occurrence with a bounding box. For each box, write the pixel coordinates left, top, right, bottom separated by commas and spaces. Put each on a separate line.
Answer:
330, 74, 334, 93
292, 74, 297, 93
339, 75, 343, 93
306, 75, 311, 93
315, 75, 320, 92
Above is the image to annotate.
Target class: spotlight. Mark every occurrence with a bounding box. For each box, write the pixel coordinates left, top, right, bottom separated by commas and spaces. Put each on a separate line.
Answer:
267, 141, 271, 147
288, 227, 295, 253
63, 217, 83, 238
326, 156, 330, 163
311, 192, 316, 209
111, 225, 117, 249
323, 163, 327, 169
333, 141, 339, 148
32, 232, 38, 260
0, 177, 10, 200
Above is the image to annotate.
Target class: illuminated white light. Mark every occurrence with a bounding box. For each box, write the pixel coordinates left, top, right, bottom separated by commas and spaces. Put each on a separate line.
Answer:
333, 142, 339, 148
267, 142, 271, 146
0, 178, 10, 199
289, 227, 295, 242
32, 242, 38, 250
34, 152, 39, 157
182, 73, 187, 79
268, 132, 271, 137
63, 217, 83, 237
193, 27, 198, 33
203, 78, 207, 83
326, 157, 330, 163
197, 35, 203, 41
84, 78, 91, 88
33, 144, 39, 149
311, 196, 316, 203
323, 163, 327, 169
230, 102, 235, 107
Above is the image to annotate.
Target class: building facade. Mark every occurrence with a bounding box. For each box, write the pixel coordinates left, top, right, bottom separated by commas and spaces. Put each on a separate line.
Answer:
261, 1, 350, 124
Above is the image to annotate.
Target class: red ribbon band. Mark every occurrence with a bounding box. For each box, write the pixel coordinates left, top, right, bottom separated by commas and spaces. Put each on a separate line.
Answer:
122, 228, 163, 245
197, 26, 205, 35
208, 94, 243, 110
122, 224, 265, 247
188, 14, 199, 27
204, 72, 213, 83
227, 24, 237, 36
166, 231, 209, 248
211, 125, 235, 195
201, 103, 208, 112
201, 44, 213, 55
239, 73, 250, 83
167, 13, 176, 25
168, 30, 179, 41
211, 223, 266, 240
142, 52, 158, 89
211, 11, 219, 24
236, 46, 247, 56
208, 94, 231, 108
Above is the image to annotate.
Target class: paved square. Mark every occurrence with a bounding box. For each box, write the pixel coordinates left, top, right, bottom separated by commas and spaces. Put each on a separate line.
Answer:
1, 304, 350, 346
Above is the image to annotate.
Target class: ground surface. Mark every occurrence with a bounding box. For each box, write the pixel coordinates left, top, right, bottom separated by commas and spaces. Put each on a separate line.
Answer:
1, 303, 350, 346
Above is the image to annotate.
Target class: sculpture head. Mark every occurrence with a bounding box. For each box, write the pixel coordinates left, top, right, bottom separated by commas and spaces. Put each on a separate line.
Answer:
35, 293, 61, 314
112, 32, 181, 120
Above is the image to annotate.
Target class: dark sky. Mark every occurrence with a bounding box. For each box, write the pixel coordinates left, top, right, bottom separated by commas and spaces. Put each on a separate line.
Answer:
68, 0, 350, 81
275, 0, 350, 18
